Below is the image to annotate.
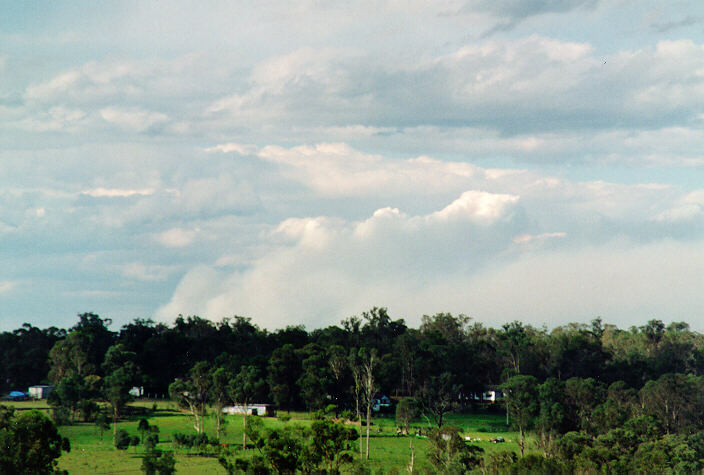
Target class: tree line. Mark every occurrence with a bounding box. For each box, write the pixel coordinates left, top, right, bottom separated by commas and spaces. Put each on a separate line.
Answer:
3, 311, 703, 405
4, 310, 704, 471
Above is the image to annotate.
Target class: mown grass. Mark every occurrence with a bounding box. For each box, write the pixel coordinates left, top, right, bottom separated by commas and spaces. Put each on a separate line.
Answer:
5, 400, 524, 473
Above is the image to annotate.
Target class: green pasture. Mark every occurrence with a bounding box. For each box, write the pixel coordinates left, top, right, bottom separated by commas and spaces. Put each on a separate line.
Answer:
4, 400, 524, 473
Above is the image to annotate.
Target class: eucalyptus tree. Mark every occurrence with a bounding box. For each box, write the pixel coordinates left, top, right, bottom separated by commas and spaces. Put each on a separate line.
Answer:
168, 361, 211, 434
229, 365, 266, 449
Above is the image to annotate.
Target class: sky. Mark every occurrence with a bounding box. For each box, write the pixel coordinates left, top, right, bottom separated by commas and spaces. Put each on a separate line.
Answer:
2, 0, 704, 331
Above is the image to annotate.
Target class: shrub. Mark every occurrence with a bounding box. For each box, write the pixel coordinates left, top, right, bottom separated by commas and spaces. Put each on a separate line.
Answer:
114, 429, 131, 450
142, 450, 176, 475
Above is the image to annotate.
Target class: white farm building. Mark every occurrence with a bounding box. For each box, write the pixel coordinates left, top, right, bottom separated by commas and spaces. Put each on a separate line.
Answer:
223, 404, 275, 417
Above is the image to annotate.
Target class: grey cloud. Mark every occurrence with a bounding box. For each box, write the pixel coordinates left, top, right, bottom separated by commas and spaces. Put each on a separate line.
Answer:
14, 38, 704, 167
466, 0, 598, 18
458, 0, 599, 33
651, 15, 701, 33
206, 38, 704, 139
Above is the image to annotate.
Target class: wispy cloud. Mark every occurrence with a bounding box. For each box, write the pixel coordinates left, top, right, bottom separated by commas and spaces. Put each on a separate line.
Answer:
0, 281, 16, 294
82, 187, 155, 198
651, 15, 701, 33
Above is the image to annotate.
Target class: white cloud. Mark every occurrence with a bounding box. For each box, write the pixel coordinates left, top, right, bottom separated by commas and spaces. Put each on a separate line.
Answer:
100, 107, 169, 132
460, 240, 704, 328
154, 189, 523, 327
155, 140, 704, 329
82, 187, 155, 198
513, 232, 567, 244
24, 56, 212, 105
0, 281, 16, 294
655, 191, 704, 222
244, 142, 521, 197
153, 227, 200, 248
204, 143, 258, 155
430, 190, 519, 222
211, 142, 688, 230
120, 262, 177, 282
156, 208, 704, 330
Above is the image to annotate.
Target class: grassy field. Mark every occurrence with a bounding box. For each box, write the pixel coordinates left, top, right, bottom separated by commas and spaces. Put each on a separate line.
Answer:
5, 400, 524, 473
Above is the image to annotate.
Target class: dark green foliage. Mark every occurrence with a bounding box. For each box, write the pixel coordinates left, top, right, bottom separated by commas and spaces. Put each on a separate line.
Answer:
114, 428, 131, 450
547, 323, 608, 380
230, 365, 267, 449
168, 361, 212, 434
141, 450, 176, 475
12, 311, 704, 472
591, 380, 637, 433
220, 416, 357, 473
209, 366, 231, 439
219, 453, 269, 475
537, 377, 567, 443
258, 426, 305, 473
563, 376, 605, 434
552, 415, 693, 473
509, 454, 568, 474
0, 408, 70, 474
418, 372, 460, 428
102, 343, 139, 430
173, 432, 216, 454
484, 450, 517, 474
395, 397, 417, 434
496, 321, 533, 375
0, 324, 64, 394
297, 343, 332, 411
501, 374, 538, 456
426, 425, 484, 474
130, 435, 141, 450
145, 433, 159, 451
95, 411, 110, 438
70, 313, 117, 374
267, 344, 302, 411
47, 372, 101, 423
308, 418, 359, 472
138, 417, 150, 443
639, 373, 704, 434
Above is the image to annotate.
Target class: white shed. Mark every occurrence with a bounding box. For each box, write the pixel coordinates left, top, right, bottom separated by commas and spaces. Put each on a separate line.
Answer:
28, 385, 53, 399
223, 404, 274, 416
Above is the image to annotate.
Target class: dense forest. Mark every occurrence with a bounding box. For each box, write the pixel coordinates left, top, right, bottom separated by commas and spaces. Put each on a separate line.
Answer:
4, 310, 704, 472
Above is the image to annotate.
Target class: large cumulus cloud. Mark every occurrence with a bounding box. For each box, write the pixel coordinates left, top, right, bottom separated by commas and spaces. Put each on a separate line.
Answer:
157, 143, 704, 329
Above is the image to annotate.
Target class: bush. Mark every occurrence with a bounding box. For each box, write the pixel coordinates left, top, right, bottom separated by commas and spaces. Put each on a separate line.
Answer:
172, 432, 216, 454
127, 435, 139, 453
485, 450, 517, 474
279, 413, 291, 423
395, 398, 417, 434
95, 412, 110, 438
145, 434, 159, 452
427, 426, 484, 473
510, 454, 568, 474
0, 409, 71, 474
114, 429, 131, 450
77, 399, 100, 422
51, 407, 72, 426
142, 450, 176, 475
